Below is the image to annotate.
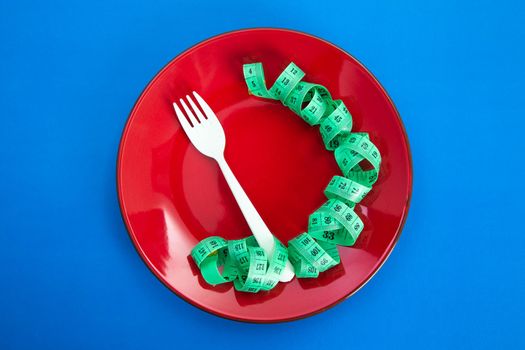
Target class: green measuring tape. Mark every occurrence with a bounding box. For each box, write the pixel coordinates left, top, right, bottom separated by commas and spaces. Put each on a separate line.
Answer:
191, 61, 382, 291
191, 235, 288, 292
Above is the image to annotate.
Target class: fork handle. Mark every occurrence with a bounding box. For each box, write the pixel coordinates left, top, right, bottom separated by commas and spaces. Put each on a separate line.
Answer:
216, 156, 295, 282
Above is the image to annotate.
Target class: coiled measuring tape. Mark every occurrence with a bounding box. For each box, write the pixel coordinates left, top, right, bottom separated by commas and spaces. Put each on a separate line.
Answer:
191, 235, 288, 293
191, 61, 381, 291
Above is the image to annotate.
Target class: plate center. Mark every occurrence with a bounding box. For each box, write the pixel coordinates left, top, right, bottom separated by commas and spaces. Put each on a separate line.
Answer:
171, 95, 340, 243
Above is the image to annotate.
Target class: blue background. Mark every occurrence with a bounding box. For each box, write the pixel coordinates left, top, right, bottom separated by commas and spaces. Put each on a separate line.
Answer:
1, 0, 523, 348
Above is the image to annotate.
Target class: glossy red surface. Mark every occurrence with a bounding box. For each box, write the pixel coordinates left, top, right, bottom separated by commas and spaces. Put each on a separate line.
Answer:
117, 28, 412, 322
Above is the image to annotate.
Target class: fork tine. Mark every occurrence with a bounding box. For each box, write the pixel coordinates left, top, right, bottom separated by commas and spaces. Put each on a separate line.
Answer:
173, 102, 193, 132
186, 94, 207, 122
192, 91, 218, 122
179, 98, 199, 126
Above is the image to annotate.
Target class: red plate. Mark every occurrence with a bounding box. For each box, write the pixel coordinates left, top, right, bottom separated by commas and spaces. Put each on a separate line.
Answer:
117, 28, 412, 322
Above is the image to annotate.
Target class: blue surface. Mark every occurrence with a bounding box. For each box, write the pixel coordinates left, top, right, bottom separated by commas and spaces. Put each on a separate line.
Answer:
1, 0, 523, 348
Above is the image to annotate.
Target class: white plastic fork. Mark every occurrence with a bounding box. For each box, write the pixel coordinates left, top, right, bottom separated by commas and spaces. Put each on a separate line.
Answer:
173, 91, 295, 282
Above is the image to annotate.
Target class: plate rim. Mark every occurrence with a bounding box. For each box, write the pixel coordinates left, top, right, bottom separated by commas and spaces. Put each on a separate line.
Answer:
116, 27, 413, 323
